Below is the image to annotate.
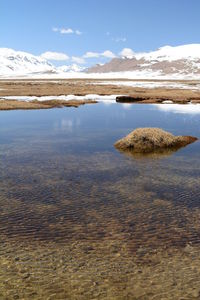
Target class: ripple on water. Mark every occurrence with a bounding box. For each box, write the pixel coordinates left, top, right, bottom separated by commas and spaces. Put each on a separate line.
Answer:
0, 104, 200, 299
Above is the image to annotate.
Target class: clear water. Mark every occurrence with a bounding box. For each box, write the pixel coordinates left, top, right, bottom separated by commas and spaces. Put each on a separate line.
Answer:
0, 103, 200, 300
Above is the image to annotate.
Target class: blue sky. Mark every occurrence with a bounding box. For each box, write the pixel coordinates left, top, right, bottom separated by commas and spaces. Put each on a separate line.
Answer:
1, 0, 200, 66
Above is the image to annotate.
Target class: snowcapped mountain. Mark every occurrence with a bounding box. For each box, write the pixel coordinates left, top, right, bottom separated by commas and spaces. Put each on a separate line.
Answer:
1, 45, 200, 79
57, 64, 85, 73
0, 48, 57, 76
0, 48, 86, 77
124, 44, 200, 61
87, 44, 200, 78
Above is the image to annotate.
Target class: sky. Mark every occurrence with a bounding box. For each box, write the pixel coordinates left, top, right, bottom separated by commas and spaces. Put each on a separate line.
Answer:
1, 0, 200, 66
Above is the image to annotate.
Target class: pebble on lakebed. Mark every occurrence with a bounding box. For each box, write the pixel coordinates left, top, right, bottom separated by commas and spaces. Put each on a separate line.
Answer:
114, 128, 197, 153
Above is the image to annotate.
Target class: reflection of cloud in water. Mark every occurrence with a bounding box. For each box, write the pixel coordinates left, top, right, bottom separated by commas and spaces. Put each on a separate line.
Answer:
153, 104, 200, 114
121, 103, 132, 110
54, 118, 81, 132
61, 119, 73, 132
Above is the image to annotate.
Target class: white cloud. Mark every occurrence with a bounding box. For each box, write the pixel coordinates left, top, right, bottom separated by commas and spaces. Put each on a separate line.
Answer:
119, 48, 135, 58
52, 27, 82, 35
113, 37, 127, 42
72, 56, 86, 64
60, 28, 73, 34
75, 30, 82, 35
41, 51, 69, 61
83, 51, 100, 58
83, 50, 116, 59
101, 50, 116, 58
52, 27, 59, 32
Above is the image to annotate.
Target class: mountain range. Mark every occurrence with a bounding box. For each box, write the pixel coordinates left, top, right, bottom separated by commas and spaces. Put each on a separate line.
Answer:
0, 48, 83, 77
1, 44, 200, 79
87, 44, 200, 78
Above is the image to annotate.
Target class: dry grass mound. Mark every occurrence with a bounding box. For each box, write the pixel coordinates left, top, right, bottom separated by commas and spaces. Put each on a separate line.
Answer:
114, 128, 197, 153
0, 99, 97, 110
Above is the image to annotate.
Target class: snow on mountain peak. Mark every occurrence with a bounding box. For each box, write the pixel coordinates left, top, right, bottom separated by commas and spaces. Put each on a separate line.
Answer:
87, 44, 200, 79
58, 64, 85, 73
119, 44, 200, 62
0, 48, 55, 76
136, 44, 200, 61
0, 48, 87, 77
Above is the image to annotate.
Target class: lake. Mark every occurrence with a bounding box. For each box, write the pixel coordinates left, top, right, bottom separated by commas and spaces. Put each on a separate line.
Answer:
0, 103, 200, 299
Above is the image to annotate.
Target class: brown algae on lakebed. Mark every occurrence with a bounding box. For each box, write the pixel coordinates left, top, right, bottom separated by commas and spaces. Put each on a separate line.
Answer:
0, 149, 200, 299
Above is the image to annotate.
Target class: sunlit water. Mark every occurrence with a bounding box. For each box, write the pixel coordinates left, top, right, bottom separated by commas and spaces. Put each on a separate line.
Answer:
0, 103, 200, 300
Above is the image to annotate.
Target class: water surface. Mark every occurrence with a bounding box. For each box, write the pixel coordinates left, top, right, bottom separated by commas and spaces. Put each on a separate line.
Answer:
0, 103, 200, 299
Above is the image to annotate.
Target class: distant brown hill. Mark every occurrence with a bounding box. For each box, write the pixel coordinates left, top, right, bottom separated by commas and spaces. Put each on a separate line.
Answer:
87, 44, 200, 77
87, 57, 200, 75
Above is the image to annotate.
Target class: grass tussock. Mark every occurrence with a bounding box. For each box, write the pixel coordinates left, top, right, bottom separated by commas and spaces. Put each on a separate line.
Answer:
115, 127, 197, 153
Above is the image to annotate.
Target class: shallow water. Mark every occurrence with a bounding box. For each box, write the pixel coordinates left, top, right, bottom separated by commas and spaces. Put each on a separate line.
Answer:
0, 103, 200, 299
